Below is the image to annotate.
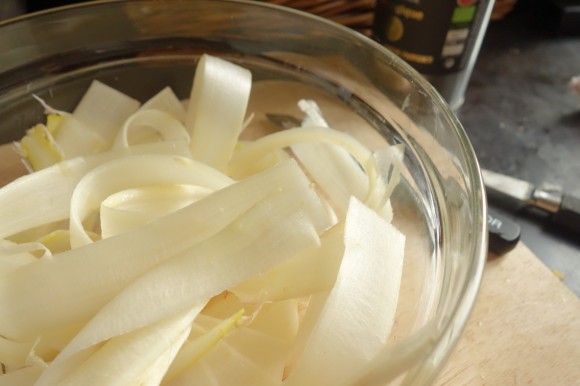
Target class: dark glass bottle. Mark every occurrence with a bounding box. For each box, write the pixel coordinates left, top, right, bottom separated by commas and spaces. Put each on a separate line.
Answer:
373, 0, 495, 109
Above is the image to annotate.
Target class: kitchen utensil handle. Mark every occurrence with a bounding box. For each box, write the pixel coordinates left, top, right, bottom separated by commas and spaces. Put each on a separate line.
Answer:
488, 209, 520, 256
552, 194, 580, 234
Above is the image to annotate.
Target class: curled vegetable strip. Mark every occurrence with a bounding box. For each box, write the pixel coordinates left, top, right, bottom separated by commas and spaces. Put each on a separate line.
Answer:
164, 309, 245, 382
0, 140, 191, 239
0, 334, 37, 368
186, 54, 252, 171
293, 99, 402, 220
69, 80, 140, 146
168, 328, 281, 386
0, 366, 43, 385
55, 160, 328, 363
248, 299, 301, 344
100, 185, 213, 239
37, 307, 200, 386
231, 127, 372, 168
291, 137, 368, 218
141, 87, 187, 124
112, 109, 190, 149
43, 81, 141, 159
0, 160, 325, 341
284, 197, 405, 385
0, 240, 51, 262
231, 225, 344, 303
0, 249, 38, 277
53, 115, 106, 159
36, 230, 72, 255
69, 154, 232, 248
0, 54, 410, 385
292, 99, 370, 218
174, 314, 292, 384
229, 126, 381, 205
49, 208, 315, 382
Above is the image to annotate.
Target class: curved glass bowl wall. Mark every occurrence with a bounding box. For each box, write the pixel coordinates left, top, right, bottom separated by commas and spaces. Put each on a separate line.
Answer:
0, 1, 487, 384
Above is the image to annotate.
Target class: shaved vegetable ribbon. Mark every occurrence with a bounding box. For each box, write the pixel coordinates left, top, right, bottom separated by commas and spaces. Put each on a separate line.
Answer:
0, 54, 417, 386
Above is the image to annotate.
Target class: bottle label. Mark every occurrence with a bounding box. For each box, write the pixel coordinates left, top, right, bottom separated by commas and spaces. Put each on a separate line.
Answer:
373, 0, 489, 75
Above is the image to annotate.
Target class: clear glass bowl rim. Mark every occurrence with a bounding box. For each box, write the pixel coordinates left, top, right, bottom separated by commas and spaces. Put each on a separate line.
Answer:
0, 0, 488, 384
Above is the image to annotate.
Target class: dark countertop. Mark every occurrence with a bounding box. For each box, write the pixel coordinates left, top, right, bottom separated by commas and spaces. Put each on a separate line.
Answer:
457, 4, 580, 296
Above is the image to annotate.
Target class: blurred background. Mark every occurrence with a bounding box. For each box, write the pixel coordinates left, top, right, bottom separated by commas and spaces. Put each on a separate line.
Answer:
1, 0, 579, 295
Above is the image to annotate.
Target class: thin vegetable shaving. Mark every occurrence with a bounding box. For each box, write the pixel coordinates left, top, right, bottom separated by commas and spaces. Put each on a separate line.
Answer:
0, 53, 408, 386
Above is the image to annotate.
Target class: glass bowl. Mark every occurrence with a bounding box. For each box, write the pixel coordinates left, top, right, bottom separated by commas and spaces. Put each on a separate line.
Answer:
0, 1, 487, 384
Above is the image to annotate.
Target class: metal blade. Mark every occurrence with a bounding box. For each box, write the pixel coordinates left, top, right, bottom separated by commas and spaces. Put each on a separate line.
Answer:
265, 113, 301, 130
481, 168, 534, 206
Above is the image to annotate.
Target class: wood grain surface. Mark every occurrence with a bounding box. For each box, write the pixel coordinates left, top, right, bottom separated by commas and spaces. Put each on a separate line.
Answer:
436, 244, 580, 385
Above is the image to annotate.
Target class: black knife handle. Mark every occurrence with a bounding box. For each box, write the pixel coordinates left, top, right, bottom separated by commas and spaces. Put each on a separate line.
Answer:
551, 194, 580, 234
488, 209, 521, 256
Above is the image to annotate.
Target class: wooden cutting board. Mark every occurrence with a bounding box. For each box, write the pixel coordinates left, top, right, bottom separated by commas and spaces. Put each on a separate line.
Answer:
1, 143, 579, 384
436, 244, 580, 385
